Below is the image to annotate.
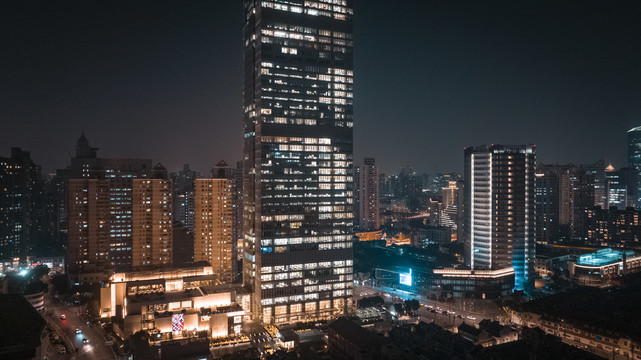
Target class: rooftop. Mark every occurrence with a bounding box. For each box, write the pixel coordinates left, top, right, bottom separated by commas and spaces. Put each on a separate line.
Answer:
576, 248, 636, 267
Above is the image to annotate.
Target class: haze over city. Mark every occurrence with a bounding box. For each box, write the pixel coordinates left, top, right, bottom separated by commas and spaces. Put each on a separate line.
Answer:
2, 0, 640, 174
2, 1, 641, 360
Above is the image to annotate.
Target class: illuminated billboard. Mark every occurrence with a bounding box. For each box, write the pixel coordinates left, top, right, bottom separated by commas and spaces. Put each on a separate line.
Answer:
399, 269, 412, 286
171, 313, 184, 332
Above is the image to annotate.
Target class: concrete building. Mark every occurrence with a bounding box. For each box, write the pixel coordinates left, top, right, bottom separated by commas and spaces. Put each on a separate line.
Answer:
65, 134, 153, 274
132, 178, 173, 267
585, 206, 641, 247
99, 264, 250, 339
0, 147, 44, 259
359, 158, 380, 230
194, 178, 233, 283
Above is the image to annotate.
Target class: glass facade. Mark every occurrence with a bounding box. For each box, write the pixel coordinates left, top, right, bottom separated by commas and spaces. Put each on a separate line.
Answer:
628, 126, 641, 206
243, 0, 354, 325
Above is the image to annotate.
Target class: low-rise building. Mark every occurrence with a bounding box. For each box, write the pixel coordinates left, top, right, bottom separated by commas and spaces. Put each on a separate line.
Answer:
99, 263, 250, 339
431, 267, 515, 299
569, 248, 641, 286
457, 320, 519, 347
509, 284, 641, 359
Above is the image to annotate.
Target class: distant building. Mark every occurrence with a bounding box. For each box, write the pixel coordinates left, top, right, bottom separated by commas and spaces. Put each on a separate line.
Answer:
132, 176, 173, 268
439, 180, 463, 240
359, 158, 380, 230
585, 206, 641, 247
66, 134, 153, 274
231, 161, 243, 283
0, 147, 44, 259
605, 164, 638, 209
535, 168, 559, 244
569, 248, 641, 286
172, 221, 194, 267
464, 145, 536, 290
170, 164, 199, 232
536, 162, 596, 242
194, 177, 233, 283
627, 126, 641, 205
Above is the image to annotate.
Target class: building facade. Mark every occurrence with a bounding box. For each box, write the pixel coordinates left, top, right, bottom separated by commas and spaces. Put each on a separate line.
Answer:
627, 126, 641, 206
99, 265, 250, 338
242, 0, 355, 324
66, 135, 153, 274
359, 158, 380, 230
170, 164, 199, 232
132, 178, 173, 267
464, 145, 536, 291
0, 148, 44, 259
194, 178, 233, 284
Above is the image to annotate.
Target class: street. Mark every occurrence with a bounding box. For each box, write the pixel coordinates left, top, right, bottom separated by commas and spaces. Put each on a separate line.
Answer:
44, 294, 115, 360
354, 285, 503, 328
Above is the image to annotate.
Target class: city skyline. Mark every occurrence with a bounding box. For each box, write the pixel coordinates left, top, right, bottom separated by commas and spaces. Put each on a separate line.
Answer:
2, 0, 640, 175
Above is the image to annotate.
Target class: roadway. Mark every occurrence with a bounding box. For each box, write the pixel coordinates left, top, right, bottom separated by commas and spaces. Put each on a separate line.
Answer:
244, 321, 280, 357
354, 285, 503, 328
44, 295, 115, 360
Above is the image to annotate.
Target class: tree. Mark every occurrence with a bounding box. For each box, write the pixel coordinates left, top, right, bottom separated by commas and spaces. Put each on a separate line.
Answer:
404, 299, 420, 312
393, 303, 404, 316
50, 273, 69, 295
358, 296, 384, 308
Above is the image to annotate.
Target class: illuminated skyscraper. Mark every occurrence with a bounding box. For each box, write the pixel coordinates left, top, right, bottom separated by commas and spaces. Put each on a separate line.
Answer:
0, 148, 43, 259
194, 178, 233, 283
132, 178, 173, 267
464, 145, 536, 291
628, 126, 641, 205
243, 0, 355, 324
66, 134, 153, 274
359, 158, 380, 230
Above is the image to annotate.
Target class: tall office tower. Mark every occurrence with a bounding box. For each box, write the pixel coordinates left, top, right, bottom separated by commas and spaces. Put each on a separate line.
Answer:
194, 178, 233, 283
243, 0, 354, 324
582, 159, 606, 208
170, 164, 199, 232
605, 164, 638, 209
353, 165, 360, 229
232, 160, 244, 282
66, 134, 152, 274
628, 126, 641, 205
359, 158, 380, 230
464, 145, 536, 291
0, 148, 44, 258
440, 180, 461, 240
132, 178, 173, 267
535, 166, 559, 244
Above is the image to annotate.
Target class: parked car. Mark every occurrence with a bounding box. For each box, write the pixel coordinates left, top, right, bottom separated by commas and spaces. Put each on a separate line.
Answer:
59, 346, 66, 354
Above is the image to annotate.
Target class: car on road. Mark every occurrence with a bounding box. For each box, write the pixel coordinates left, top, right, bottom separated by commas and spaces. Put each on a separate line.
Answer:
75, 328, 82, 334
59, 346, 66, 354
466, 316, 476, 320
83, 338, 89, 344
60, 314, 66, 320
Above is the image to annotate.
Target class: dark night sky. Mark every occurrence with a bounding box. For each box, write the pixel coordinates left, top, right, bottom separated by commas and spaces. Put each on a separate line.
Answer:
1, 0, 640, 175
